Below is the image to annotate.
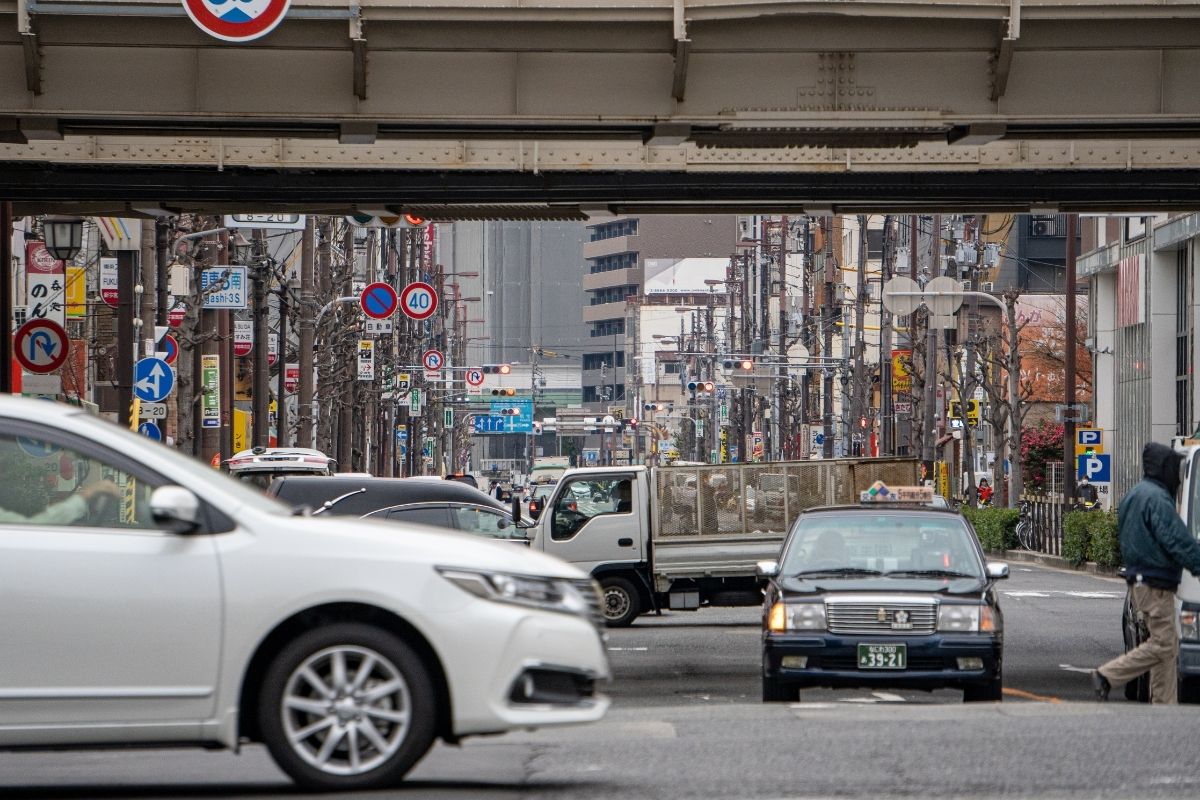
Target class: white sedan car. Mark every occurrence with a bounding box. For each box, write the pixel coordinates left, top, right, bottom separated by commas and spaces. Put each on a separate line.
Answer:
0, 398, 609, 791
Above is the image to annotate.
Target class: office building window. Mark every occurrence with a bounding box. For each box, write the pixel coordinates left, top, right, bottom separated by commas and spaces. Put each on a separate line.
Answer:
591, 320, 625, 337
588, 252, 638, 274
588, 220, 638, 242
582, 353, 625, 371
589, 286, 640, 305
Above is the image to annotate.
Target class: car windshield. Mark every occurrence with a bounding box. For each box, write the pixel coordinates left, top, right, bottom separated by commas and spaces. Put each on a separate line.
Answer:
781, 513, 983, 579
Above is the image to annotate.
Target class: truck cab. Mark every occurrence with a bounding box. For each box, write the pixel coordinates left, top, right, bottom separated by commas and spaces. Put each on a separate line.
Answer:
528, 468, 648, 611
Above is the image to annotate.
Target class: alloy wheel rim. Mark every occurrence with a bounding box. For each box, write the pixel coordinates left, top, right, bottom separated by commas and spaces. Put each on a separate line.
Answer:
281, 645, 412, 776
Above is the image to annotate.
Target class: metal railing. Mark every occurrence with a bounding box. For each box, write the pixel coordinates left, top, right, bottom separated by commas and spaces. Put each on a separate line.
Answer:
1021, 493, 1069, 555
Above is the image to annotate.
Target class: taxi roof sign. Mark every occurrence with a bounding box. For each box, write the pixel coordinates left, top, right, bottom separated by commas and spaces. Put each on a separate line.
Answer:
860, 481, 935, 504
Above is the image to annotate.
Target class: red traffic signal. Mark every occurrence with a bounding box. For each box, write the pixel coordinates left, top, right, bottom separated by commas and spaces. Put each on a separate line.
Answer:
739, 359, 754, 371
628, 418, 638, 428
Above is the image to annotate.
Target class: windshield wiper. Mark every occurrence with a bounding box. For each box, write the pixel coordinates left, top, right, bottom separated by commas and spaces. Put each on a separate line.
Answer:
884, 569, 976, 579
792, 568, 884, 577
312, 488, 367, 516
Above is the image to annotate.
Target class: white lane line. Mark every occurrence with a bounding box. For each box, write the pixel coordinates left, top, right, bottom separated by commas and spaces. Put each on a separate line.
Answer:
1065, 591, 1121, 599
607, 647, 649, 652
1002, 590, 1120, 599
1004, 591, 1051, 597
839, 692, 907, 704
871, 692, 907, 702
1059, 664, 1094, 674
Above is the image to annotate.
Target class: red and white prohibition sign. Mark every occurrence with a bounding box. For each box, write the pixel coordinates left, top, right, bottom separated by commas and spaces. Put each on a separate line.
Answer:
182, 0, 292, 43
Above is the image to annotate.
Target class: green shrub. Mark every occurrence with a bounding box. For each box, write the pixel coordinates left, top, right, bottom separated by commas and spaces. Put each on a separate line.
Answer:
1089, 511, 1121, 567
964, 506, 1019, 552
1061, 511, 1090, 565
1062, 510, 1120, 566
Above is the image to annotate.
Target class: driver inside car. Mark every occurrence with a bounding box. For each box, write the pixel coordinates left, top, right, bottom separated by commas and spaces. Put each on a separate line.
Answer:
0, 478, 121, 525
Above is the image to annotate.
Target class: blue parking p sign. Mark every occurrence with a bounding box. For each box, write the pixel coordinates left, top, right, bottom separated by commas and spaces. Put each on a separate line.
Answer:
1077, 453, 1112, 482
1077, 429, 1103, 447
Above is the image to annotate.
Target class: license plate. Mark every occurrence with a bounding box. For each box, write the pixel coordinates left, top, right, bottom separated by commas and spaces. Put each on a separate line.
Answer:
857, 643, 907, 670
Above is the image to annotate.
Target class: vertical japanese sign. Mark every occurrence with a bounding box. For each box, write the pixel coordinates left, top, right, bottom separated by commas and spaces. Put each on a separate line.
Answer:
100, 257, 120, 307
65, 267, 86, 318
891, 349, 912, 394
410, 388, 423, 416
25, 242, 66, 326
201, 354, 221, 428
357, 340, 374, 381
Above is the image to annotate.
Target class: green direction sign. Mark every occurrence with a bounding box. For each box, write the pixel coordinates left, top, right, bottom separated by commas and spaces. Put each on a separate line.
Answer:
444, 408, 453, 427
410, 388, 423, 415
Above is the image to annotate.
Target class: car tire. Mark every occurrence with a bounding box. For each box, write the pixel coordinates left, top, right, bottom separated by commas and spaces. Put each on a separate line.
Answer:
762, 677, 798, 703
258, 623, 437, 792
600, 576, 642, 628
962, 673, 1003, 703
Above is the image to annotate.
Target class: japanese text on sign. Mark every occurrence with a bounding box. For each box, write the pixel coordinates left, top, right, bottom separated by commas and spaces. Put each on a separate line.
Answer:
200, 267, 248, 309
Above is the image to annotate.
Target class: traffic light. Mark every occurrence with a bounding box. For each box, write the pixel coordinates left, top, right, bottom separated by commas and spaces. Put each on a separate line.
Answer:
483, 364, 512, 375
400, 213, 426, 228
533, 421, 543, 434
628, 418, 638, 428
499, 407, 520, 416
643, 402, 666, 412
738, 358, 754, 371
700, 381, 715, 392
491, 388, 516, 397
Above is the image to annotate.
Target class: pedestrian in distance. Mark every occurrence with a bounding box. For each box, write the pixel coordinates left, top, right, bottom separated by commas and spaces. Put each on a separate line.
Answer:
1091, 442, 1200, 703
977, 478, 994, 507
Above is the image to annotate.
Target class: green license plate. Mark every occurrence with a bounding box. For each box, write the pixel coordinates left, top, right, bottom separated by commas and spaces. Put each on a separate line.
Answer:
857, 643, 907, 670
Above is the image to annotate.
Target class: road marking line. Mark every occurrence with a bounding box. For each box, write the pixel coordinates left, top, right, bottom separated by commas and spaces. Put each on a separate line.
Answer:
1058, 663, 1093, 674
1004, 591, 1051, 597
607, 647, 648, 652
1003, 687, 1062, 704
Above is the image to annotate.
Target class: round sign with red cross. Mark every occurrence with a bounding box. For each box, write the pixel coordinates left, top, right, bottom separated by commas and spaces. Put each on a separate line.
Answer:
14, 319, 69, 374
400, 282, 438, 320
465, 367, 485, 387
422, 349, 445, 372
160, 333, 179, 366
360, 281, 398, 320
182, 0, 291, 43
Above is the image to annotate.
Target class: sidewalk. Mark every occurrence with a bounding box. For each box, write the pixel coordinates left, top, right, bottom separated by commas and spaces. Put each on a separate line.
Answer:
992, 548, 1123, 579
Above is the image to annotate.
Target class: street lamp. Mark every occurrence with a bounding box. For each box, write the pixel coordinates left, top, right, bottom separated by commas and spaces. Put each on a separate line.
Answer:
41, 216, 84, 261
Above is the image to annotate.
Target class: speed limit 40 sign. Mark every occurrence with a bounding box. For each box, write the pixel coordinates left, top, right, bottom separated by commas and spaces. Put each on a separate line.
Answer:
400, 282, 438, 320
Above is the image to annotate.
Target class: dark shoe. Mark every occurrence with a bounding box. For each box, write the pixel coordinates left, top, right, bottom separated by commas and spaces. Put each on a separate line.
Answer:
1091, 670, 1111, 702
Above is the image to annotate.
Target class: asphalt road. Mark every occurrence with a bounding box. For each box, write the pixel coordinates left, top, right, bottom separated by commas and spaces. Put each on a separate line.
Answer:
6, 565, 1198, 800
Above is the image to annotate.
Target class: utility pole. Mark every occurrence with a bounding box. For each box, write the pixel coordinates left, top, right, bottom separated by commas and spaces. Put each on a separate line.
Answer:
775, 215, 789, 461
116, 246, 137, 428
275, 275, 289, 448
852, 215, 869, 455
921, 217, 938, 478
822, 215, 835, 459
251, 229, 270, 448
960, 217, 983, 506
337, 224, 355, 471
1005, 289, 1024, 507
1064, 213, 1078, 503
298, 216, 316, 448
219, 229, 235, 463
879, 215, 895, 456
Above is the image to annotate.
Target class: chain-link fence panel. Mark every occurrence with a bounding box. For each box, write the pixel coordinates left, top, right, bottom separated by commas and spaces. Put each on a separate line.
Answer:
655, 468, 700, 537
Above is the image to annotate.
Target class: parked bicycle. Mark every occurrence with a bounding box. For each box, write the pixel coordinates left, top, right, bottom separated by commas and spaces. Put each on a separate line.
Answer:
1015, 499, 1036, 550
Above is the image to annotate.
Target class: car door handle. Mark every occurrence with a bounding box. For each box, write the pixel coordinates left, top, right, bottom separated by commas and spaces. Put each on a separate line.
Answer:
618, 538, 634, 547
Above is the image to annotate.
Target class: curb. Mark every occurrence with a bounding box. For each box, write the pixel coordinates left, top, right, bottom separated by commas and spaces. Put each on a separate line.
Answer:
989, 548, 1123, 578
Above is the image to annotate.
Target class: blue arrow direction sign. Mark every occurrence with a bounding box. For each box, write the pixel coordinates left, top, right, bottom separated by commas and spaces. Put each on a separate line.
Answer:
138, 422, 162, 441
134, 357, 175, 402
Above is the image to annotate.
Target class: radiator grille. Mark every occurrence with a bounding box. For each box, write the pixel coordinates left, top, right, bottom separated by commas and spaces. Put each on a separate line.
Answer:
825, 602, 936, 635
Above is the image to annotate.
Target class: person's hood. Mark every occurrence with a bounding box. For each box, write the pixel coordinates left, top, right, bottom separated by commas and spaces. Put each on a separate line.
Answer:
1143, 442, 1183, 496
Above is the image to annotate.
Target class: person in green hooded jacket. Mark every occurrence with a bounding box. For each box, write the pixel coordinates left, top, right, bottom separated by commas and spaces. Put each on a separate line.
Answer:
1092, 442, 1200, 704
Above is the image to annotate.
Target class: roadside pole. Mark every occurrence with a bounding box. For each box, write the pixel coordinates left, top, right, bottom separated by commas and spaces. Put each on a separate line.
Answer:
297, 216, 315, 448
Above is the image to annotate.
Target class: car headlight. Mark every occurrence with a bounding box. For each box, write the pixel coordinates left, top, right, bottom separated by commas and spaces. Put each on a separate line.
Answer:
437, 567, 589, 616
1181, 605, 1200, 642
768, 602, 826, 633
938, 604, 998, 633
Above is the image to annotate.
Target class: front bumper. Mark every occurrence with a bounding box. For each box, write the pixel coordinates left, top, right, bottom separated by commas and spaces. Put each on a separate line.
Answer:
437, 598, 611, 737
763, 632, 1002, 691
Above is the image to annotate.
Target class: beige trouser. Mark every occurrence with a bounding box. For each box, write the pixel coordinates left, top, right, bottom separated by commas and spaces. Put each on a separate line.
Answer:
1098, 584, 1179, 705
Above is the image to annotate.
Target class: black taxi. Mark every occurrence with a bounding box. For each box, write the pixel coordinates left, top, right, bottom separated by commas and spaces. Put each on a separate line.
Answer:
759, 483, 1008, 703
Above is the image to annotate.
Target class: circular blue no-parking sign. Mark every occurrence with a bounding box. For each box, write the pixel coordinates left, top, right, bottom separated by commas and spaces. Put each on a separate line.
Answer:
138, 422, 162, 441
360, 282, 399, 320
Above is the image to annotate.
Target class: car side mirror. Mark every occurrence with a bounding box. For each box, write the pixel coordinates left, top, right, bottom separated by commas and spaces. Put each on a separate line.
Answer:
756, 560, 780, 579
150, 485, 201, 533
986, 562, 1010, 580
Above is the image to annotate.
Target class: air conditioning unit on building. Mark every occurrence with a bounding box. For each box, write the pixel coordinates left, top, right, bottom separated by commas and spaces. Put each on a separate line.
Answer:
1030, 217, 1056, 237
981, 282, 995, 292
984, 243, 1001, 267
960, 280, 971, 292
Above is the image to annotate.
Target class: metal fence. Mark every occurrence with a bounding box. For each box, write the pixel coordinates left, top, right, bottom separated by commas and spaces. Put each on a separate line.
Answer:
1022, 493, 1069, 556
653, 458, 919, 539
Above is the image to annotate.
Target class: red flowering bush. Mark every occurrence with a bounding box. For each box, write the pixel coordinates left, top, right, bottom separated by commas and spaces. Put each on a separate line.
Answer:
1021, 421, 1064, 492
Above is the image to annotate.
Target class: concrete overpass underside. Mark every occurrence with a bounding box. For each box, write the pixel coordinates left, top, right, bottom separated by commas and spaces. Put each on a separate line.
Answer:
4, 1, 1200, 214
